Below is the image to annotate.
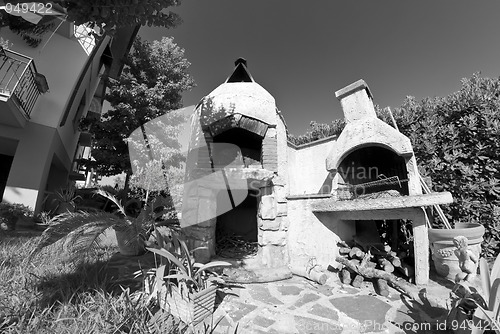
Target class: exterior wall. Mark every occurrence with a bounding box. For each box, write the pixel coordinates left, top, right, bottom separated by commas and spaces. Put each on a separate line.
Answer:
287, 136, 337, 196
56, 37, 109, 166
0, 24, 115, 212
0, 29, 89, 129
287, 198, 355, 269
2, 123, 56, 208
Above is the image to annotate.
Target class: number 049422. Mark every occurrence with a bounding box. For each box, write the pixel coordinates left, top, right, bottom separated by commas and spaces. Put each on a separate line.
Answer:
4, 3, 53, 14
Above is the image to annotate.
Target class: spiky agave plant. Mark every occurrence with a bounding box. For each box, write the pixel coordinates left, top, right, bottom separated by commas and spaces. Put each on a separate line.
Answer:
470, 257, 500, 334
446, 256, 500, 334
145, 231, 231, 296
29, 190, 168, 264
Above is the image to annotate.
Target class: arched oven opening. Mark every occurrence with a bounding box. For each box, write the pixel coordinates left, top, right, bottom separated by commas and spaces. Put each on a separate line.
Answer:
336, 146, 409, 199
212, 127, 263, 168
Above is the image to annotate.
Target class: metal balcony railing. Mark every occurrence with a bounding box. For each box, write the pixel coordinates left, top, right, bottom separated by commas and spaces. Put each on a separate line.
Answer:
0, 48, 42, 118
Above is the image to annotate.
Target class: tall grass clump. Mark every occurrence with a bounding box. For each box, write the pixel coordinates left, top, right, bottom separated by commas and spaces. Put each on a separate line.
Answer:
0, 230, 190, 333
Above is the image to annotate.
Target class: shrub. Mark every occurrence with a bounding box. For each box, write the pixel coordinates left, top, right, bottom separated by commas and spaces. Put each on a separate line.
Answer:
287, 120, 345, 146
377, 73, 500, 256
0, 203, 33, 230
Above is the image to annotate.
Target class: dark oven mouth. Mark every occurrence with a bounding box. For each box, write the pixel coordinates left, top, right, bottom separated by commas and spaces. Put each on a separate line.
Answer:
214, 189, 259, 260
335, 146, 409, 200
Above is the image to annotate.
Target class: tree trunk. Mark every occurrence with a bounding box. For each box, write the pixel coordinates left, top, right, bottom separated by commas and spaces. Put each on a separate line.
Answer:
123, 172, 131, 200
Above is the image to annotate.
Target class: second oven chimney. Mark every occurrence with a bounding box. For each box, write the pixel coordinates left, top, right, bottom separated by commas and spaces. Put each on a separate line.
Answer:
335, 79, 376, 123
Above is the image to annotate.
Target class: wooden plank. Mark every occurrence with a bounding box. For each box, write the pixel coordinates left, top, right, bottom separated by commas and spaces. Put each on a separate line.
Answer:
238, 115, 268, 137
311, 192, 453, 212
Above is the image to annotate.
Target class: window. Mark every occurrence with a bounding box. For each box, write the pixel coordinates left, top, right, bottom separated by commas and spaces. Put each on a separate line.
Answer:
74, 24, 96, 55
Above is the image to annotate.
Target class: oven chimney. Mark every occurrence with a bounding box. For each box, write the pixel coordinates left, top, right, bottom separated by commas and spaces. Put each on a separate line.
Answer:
335, 79, 376, 123
235, 57, 247, 67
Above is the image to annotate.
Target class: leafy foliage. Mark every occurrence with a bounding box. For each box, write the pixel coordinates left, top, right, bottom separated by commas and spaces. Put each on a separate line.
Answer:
446, 257, 500, 333
29, 190, 172, 264
0, 233, 187, 333
0, 12, 55, 47
287, 120, 345, 146
376, 73, 500, 256
4, 0, 182, 37
0, 202, 33, 230
81, 36, 194, 189
145, 229, 230, 296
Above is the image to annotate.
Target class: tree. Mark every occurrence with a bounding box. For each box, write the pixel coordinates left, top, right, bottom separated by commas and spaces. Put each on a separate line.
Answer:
5, 0, 182, 36
81, 36, 195, 191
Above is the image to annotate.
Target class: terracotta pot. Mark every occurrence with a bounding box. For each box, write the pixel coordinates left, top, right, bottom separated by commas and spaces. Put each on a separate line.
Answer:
114, 228, 145, 256
428, 223, 485, 281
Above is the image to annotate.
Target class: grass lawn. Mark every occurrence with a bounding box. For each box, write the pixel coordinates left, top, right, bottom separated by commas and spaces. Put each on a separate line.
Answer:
0, 229, 219, 333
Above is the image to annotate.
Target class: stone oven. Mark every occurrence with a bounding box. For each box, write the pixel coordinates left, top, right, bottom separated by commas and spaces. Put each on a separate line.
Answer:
181, 60, 453, 285
181, 58, 291, 279
326, 80, 420, 199
292, 80, 453, 285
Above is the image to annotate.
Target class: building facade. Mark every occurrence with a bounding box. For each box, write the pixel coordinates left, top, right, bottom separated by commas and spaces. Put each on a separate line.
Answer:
0, 15, 138, 213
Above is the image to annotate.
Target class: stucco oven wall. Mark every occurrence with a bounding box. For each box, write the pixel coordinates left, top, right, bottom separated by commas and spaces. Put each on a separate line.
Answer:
287, 198, 355, 269
287, 136, 337, 196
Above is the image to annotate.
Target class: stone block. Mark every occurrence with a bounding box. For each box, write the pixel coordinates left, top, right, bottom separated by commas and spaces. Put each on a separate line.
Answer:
197, 187, 214, 198
279, 216, 290, 231
262, 155, 277, 162
259, 217, 280, 231
261, 230, 287, 246
181, 208, 198, 227
197, 217, 216, 228
276, 202, 287, 217
263, 161, 278, 172
184, 195, 200, 209
271, 176, 286, 186
260, 244, 288, 267
263, 136, 277, 144
265, 128, 277, 138
183, 225, 214, 241
275, 185, 287, 203
260, 195, 276, 219
197, 197, 217, 222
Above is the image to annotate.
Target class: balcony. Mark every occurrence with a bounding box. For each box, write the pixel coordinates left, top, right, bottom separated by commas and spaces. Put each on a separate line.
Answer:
0, 48, 47, 127
69, 158, 88, 181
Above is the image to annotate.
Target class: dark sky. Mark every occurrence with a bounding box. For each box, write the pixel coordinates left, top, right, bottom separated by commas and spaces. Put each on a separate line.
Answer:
139, 1, 500, 136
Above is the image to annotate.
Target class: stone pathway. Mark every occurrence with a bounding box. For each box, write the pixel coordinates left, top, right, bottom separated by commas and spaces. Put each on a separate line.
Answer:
208, 273, 453, 334
102, 251, 458, 334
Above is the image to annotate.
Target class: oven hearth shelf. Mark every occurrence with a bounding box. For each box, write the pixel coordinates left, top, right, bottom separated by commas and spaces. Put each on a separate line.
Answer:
311, 191, 453, 213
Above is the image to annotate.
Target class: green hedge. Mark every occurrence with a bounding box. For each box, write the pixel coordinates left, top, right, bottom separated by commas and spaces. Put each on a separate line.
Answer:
287, 120, 345, 146
377, 73, 500, 256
